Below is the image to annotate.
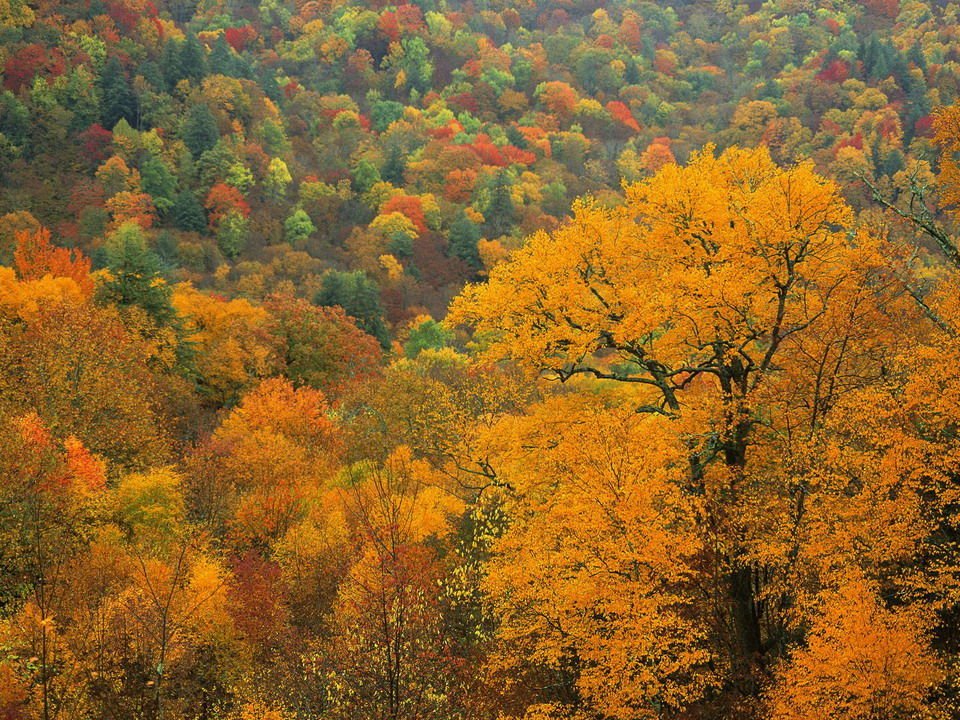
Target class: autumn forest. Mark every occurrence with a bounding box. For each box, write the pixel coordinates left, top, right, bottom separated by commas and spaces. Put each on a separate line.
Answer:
0, 0, 959, 717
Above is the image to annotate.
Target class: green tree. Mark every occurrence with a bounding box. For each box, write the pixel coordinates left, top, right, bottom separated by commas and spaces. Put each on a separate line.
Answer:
314, 270, 389, 347
483, 171, 516, 239
181, 104, 219, 159
141, 156, 178, 214
284, 208, 316, 246
99, 56, 137, 130
99, 221, 175, 326
171, 191, 207, 232
180, 35, 207, 83
448, 211, 481, 269
216, 210, 249, 259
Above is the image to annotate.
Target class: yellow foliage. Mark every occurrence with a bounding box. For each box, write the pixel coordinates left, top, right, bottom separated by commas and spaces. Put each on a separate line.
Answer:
0, 266, 88, 321
769, 575, 943, 720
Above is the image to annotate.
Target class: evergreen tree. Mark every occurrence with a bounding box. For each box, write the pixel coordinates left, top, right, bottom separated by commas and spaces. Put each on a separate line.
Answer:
99, 222, 175, 326
171, 190, 207, 232
141, 156, 178, 214
448, 211, 482, 270
138, 60, 165, 92
181, 103, 219, 158
180, 35, 207, 83
314, 270, 390, 347
99, 56, 137, 130
483, 170, 517, 239
160, 39, 185, 91
209, 36, 239, 77
0, 91, 30, 150
381, 144, 406, 185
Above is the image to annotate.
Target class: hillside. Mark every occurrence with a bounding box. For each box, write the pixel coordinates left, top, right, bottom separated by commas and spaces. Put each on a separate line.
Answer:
1, 0, 960, 719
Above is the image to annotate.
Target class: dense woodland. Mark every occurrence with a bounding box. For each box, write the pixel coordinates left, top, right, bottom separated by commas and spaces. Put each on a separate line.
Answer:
2, 0, 960, 718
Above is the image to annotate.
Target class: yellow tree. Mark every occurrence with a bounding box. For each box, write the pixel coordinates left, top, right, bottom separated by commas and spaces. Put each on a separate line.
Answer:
479, 395, 711, 719
321, 447, 465, 720
0, 413, 106, 720
450, 145, 909, 705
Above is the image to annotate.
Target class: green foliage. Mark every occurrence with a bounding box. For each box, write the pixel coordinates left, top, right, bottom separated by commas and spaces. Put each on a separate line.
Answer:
141, 156, 178, 213
99, 56, 137, 130
314, 270, 389, 347
284, 208, 316, 246
448, 211, 481, 269
171, 191, 207, 232
216, 210, 249, 259
99, 221, 176, 326
181, 103, 219, 159
403, 317, 452, 358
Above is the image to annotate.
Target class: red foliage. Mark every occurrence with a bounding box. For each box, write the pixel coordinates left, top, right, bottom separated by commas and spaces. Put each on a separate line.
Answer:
228, 552, 290, 652
14, 227, 94, 296
106, 191, 157, 229
395, 3, 425, 33
878, 115, 900, 140
378, 10, 401, 41
824, 18, 841, 34
819, 118, 843, 136
3, 45, 66, 93
836, 132, 864, 151
606, 100, 641, 132
862, 0, 899, 18
595, 34, 615, 49
68, 181, 107, 216
225, 24, 257, 52
78, 124, 115, 166
263, 294, 383, 399
447, 92, 480, 114
283, 80, 301, 99
469, 134, 508, 166
462, 59, 482, 78
816, 59, 850, 83
205, 183, 251, 227
382, 195, 428, 235
501, 145, 537, 166
618, 16, 643, 52
915, 114, 935, 137
443, 169, 478, 202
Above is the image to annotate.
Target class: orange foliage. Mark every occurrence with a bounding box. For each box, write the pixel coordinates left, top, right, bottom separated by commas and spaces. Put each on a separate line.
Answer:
13, 227, 94, 296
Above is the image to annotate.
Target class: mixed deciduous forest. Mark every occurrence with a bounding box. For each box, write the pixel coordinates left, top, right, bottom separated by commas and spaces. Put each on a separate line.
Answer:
1, 0, 960, 717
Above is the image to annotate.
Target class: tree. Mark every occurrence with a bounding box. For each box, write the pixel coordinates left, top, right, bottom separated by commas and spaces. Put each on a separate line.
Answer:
315, 270, 390, 347
141, 156, 178, 214
482, 170, 516, 239
216, 211, 250, 259
171, 283, 277, 406
99, 221, 176, 327
186, 377, 340, 544
284, 208, 316, 247
182, 104, 220, 159
180, 34, 207, 83
447, 211, 482, 270
13, 226, 93, 296
264, 157, 293, 202
171, 190, 207, 232
768, 576, 943, 720
0, 267, 167, 467
264, 293, 382, 398
321, 448, 464, 720
450, 145, 897, 706
99, 56, 138, 130
0, 413, 106, 720
480, 397, 712, 719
